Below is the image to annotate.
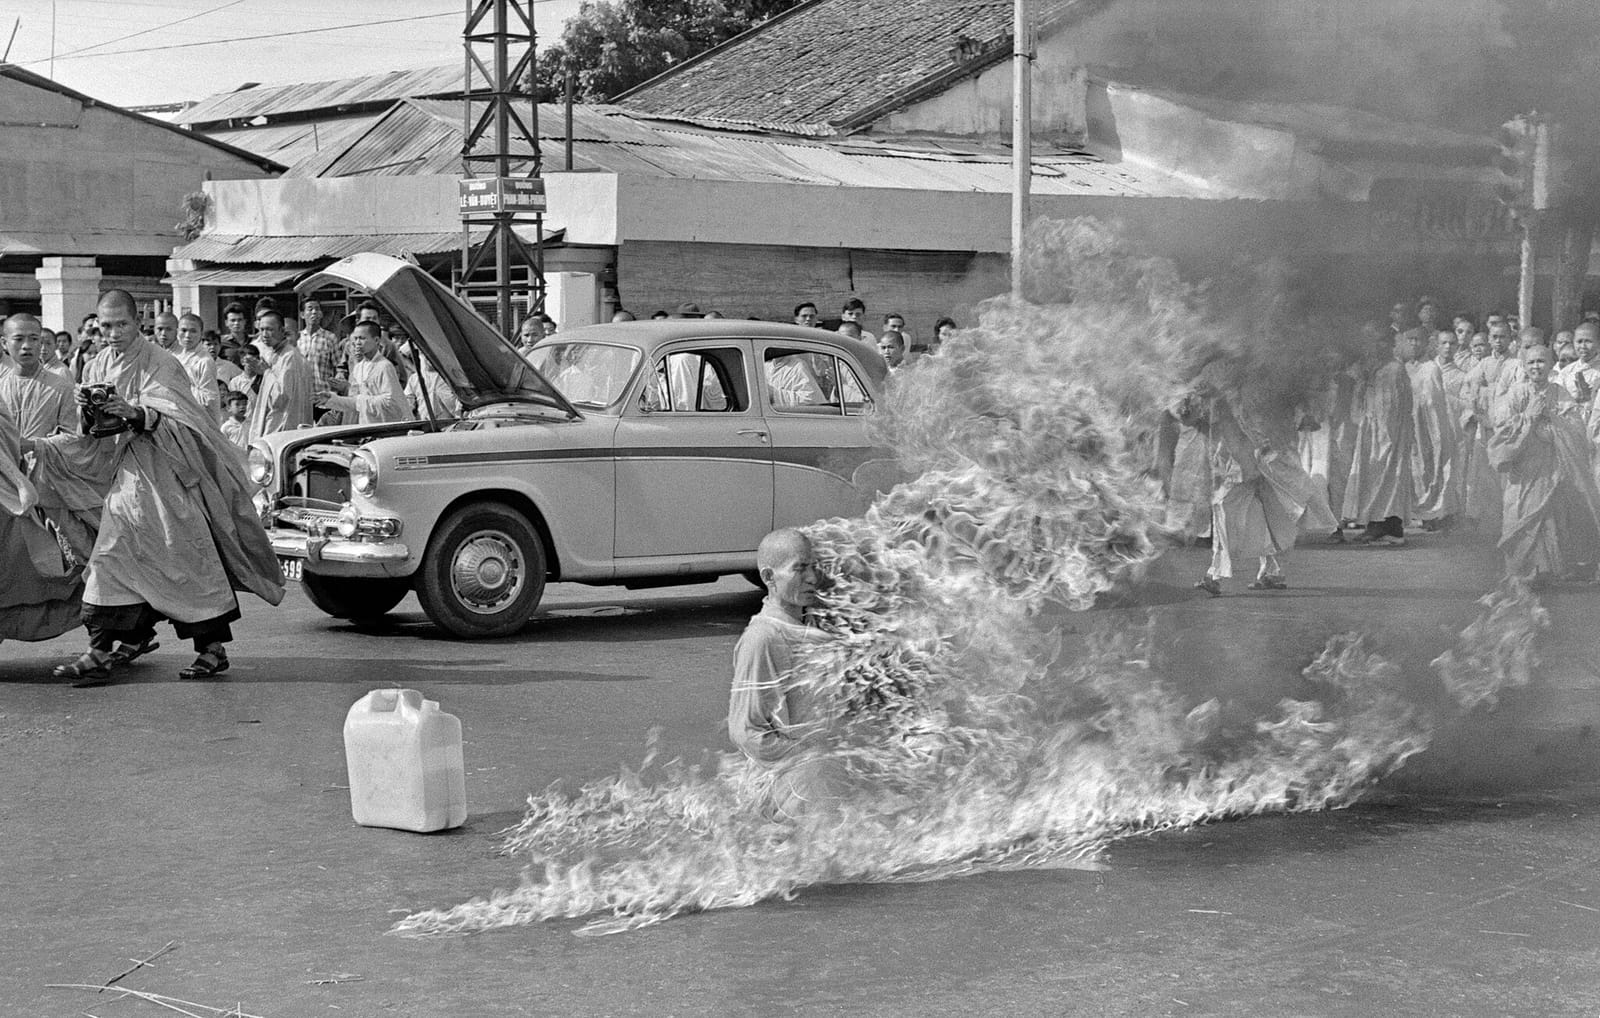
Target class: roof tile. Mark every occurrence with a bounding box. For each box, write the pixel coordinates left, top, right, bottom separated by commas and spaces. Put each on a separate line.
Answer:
617, 0, 1025, 132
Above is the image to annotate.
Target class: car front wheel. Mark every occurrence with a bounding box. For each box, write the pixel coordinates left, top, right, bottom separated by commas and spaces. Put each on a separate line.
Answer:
416, 502, 547, 639
300, 573, 411, 621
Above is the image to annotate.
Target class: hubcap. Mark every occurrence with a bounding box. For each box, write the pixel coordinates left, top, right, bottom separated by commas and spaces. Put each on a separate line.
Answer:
450, 530, 525, 614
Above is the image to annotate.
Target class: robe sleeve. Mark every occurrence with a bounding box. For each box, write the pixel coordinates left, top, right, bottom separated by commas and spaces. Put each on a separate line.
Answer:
1487, 385, 1546, 471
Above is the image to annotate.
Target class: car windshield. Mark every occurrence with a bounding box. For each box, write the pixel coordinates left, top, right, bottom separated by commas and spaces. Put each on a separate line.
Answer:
526, 341, 642, 409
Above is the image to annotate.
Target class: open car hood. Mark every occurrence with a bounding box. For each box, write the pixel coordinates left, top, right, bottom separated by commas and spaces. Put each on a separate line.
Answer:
297, 253, 576, 416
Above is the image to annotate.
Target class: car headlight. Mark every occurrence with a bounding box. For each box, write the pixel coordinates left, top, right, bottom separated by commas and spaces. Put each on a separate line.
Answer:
336, 504, 360, 539
247, 445, 273, 487
350, 449, 378, 496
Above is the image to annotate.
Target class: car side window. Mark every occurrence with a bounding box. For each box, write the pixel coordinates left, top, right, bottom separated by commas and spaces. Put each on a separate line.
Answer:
649, 348, 743, 412
764, 349, 873, 416
836, 359, 873, 416
764, 348, 833, 413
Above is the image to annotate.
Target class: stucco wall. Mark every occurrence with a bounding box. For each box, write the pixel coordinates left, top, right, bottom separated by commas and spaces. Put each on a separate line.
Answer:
0, 77, 274, 257
205, 175, 463, 236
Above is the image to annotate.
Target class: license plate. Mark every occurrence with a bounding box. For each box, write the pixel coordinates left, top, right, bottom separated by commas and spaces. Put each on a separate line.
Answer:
278, 557, 303, 582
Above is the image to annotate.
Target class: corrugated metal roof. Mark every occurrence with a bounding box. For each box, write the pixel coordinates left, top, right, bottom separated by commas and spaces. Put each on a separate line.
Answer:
179, 65, 465, 127
173, 226, 556, 265
161, 266, 317, 288
203, 115, 382, 166
281, 98, 1207, 198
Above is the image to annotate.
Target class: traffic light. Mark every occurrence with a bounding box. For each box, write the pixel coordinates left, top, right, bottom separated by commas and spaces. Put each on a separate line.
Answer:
1495, 114, 1550, 214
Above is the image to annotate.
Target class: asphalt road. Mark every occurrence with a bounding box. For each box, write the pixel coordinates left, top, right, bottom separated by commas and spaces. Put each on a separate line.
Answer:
5, 533, 1600, 1017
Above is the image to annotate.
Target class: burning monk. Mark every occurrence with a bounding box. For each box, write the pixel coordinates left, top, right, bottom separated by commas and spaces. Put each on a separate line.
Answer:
1487, 345, 1600, 585
22, 290, 284, 686
728, 528, 837, 820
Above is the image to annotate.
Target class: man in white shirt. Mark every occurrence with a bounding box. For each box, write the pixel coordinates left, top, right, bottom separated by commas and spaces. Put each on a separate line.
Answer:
316, 321, 411, 425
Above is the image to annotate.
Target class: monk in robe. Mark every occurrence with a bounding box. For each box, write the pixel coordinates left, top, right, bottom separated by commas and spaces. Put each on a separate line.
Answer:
1404, 328, 1462, 531
173, 312, 220, 421
1342, 325, 1414, 546
1294, 384, 1341, 539
0, 314, 76, 439
1461, 322, 1510, 535
1556, 321, 1600, 469
0, 407, 82, 644
1190, 384, 1312, 595
23, 290, 284, 686
1165, 393, 1215, 542
1488, 345, 1600, 584
1437, 329, 1474, 525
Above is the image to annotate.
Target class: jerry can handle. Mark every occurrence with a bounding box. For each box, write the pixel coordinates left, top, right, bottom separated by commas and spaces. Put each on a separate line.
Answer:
366, 688, 425, 716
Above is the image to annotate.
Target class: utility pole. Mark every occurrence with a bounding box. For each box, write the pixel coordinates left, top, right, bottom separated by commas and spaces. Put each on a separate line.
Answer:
459, 0, 545, 339
1010, 0, 1031, 300
1496, 113, 1551, 329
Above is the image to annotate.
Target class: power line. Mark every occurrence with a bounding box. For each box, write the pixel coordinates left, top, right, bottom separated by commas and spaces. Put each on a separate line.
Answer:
48, 0, 247, 61
18, 9, 461, 63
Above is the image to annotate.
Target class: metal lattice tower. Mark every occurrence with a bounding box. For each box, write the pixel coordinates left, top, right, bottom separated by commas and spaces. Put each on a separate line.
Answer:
460, 0, 544, 338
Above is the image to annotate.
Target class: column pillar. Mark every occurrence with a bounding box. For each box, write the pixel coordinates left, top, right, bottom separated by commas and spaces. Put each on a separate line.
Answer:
34, 256, 102, 334
166, 258, 224, 327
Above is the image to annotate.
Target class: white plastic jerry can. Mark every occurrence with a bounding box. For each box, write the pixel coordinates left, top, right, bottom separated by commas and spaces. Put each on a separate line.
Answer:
343, 688, 467, 832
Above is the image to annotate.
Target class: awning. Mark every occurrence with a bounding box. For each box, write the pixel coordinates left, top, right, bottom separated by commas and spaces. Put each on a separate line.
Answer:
172, 226, 562, 265
161, 265, 318, 288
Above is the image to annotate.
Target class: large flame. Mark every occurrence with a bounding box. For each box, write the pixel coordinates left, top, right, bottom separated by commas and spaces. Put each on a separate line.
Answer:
394, 219, 1538, 938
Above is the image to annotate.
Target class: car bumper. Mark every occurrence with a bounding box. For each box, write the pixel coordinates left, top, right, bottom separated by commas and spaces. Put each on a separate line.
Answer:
269, 527, 412, 572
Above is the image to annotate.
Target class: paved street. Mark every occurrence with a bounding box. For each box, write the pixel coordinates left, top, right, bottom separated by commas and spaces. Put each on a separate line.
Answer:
6, 532, 1600, 1017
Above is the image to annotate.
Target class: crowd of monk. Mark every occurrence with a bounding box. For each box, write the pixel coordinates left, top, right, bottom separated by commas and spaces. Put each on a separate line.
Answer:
1167, 298, 1600, 594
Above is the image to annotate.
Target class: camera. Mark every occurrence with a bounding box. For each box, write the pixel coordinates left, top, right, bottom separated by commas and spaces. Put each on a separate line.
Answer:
80, 383, 131, 437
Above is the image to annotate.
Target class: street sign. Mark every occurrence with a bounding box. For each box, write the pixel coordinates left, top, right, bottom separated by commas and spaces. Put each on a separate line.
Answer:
458, 177, 546, 218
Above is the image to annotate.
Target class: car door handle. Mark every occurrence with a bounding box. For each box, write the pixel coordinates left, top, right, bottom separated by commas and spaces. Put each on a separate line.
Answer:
737, 429, 769, 441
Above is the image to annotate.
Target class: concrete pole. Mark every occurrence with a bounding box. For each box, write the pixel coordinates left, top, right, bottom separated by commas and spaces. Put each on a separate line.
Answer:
1011, 0, 1031, 300
1518, 214, 1538, 329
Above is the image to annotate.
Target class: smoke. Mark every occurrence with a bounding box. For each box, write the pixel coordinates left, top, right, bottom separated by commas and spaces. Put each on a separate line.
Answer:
392, 219, 1542, 938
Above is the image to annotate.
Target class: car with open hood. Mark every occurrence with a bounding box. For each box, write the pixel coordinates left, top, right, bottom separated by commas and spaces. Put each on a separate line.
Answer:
249, 253, 899, 638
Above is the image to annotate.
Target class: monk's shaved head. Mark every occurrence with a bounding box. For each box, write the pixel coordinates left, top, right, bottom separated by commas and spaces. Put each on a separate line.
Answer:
1522, 344, 1553, 364
98, 289, 138, 319
179, 313, 204, 329
756, 528, 811, 573
2, 313, 43, 338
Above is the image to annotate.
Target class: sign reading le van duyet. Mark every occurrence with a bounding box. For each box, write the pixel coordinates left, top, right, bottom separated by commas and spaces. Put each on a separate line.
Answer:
458, 177, 547, 218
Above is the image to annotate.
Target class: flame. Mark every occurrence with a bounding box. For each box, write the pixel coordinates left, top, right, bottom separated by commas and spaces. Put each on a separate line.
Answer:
392, 220, 1542, 938
1430, 578, 1549, 711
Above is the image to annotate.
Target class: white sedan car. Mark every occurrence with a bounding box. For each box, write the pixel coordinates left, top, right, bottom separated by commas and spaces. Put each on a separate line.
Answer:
251, 253, 898, 638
